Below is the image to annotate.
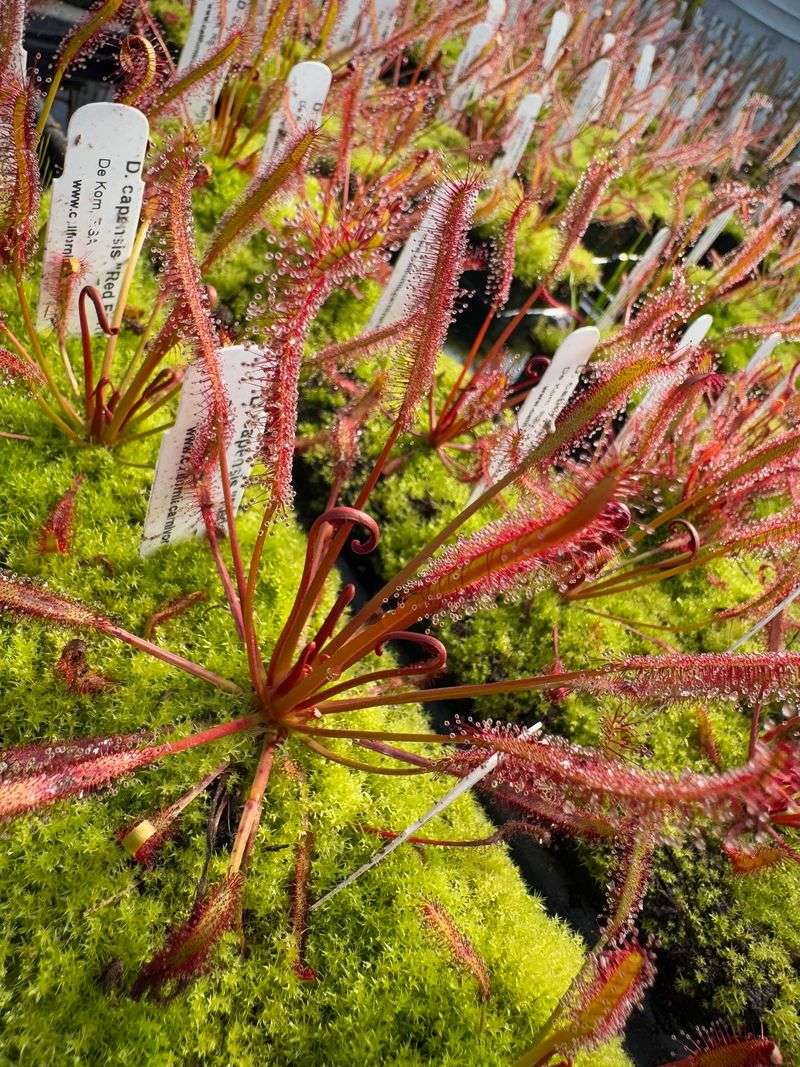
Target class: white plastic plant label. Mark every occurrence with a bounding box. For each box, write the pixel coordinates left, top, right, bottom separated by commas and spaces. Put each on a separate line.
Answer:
542, 8, 571, 74
366, 185, 452, 331
745, 332, 782, 374
490, 92, 543, 184
176, 0, 249, 122
480, 326, 600, 492
329, 0, 363, 51
261, 61, 332, 165
448, 22, 493, 113
37, 102, 149, 336
596, 227, 670, 329
617, 315, 713, 448
676, 314, 713, 353
373, 0, 402, 44
141, 346, 264, 557
685, 207, 734, 266
633, 43, 655, 94
559, 58, 611, 141
486, 0, 507, 31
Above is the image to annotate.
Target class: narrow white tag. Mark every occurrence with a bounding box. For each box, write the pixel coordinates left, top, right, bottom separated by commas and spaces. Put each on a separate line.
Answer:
448, 22, 494, 113
37, 103, 149, 335
140, 346, 264, 557
310, 723, 542, 910
473, 327, 600, 499
366, 185, 451, 331
261, 61, 332, 166
329, 0, 363, 51
616, 314, 713, 448
633, 43, 655, 94
486, 0, 507, 31
542, 8, 571, 74
745, 332, 782, 374
596, 227, 670, 330
176, 0, 249, 122
491, 92, 543, 184
685, 207, 734, 267
559, 58, 611, 141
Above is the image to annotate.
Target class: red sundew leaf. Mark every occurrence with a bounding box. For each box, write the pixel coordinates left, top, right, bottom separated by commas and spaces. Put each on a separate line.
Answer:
420, 899, 490, 1004
551, 157, 619, 279
0, 77, 41, 270
55, 638, 116, 695
722, 839, 787, 875
518, 941, 655, 1065
0, 732, 160, 821
132, 873, 244, 1000
117, 762, 227, 867
402, 469, 628, 618
488, 193, 535, 310
143, 590, 208, 641
0, 347, 45, 389
587, 652, 800, 705
0, 572, 113, 632
451, 724, 796, 824
392, 175, 483, 434
659, 1025, 783, 1066
149, 138, 230, 481
36, 474, 84, 555
289, 828, 317, 981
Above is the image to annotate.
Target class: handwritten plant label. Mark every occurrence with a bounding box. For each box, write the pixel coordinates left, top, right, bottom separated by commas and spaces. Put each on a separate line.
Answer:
542, 8, 571, 74
141, 346, 264, 557
448, 21, 493, 113
177, 0, 249, 122
330, 0, 399, 51
596, 226, 670, 329
366, 185, 453, 331
685, 207, 734, 266
477, 327, 600, 495
37, 103, 148, 336
491, 92, 543, 184
559, 58, 611, 141
261, 61, 332, 165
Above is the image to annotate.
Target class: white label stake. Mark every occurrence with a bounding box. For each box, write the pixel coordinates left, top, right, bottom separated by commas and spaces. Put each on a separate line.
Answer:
471, 326, 600, 502
141, 345, 264, 557
37, 103, 149, 336
559, 58, 611, 142
261, 61, 332, 166
366, 185, 459, 331
542, 8, 572, 74
448, 22, 494, 113
596, 227, 671, 330
311, 723, 542, 911
491, 92, 543, 184
176, 0, 249, 122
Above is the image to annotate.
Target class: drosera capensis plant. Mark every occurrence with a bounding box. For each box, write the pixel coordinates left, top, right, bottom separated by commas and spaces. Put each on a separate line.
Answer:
2, 155, 800, 1061
6, 0, 800, 1059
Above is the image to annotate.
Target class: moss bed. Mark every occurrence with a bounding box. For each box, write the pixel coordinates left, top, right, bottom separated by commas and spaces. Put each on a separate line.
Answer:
0, 389, 630, 1067
325, 386, 800, 1058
